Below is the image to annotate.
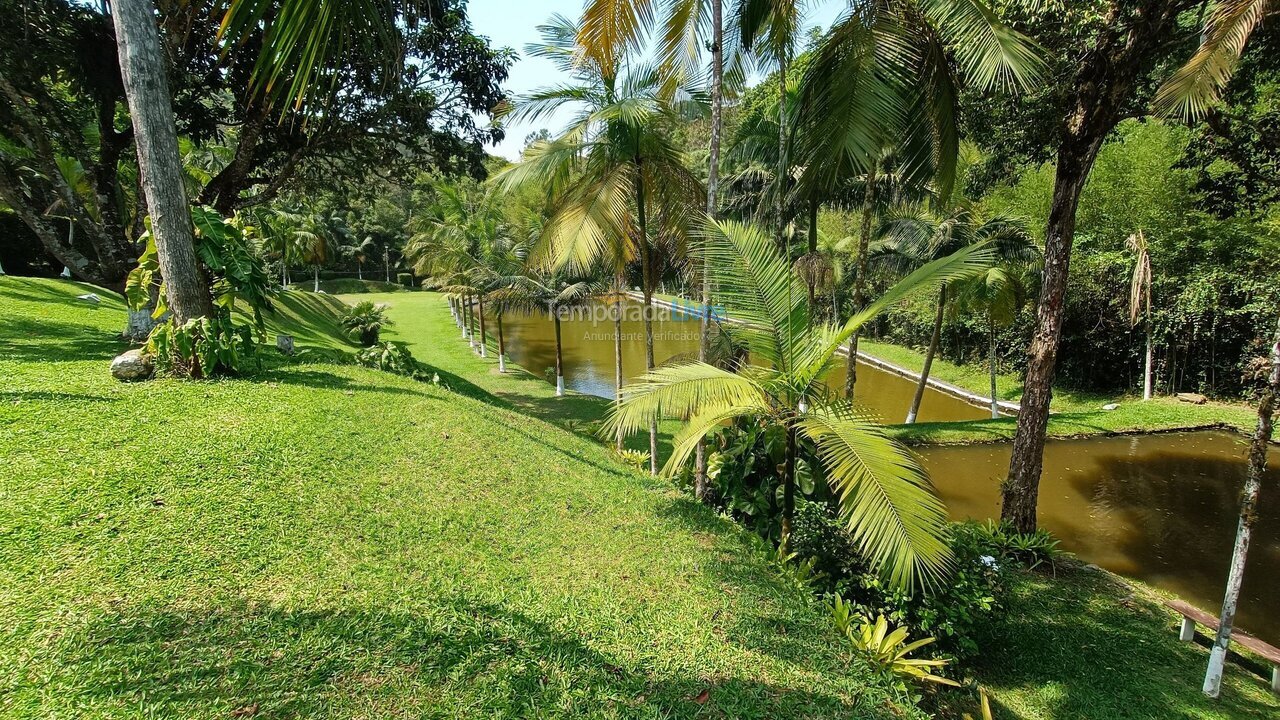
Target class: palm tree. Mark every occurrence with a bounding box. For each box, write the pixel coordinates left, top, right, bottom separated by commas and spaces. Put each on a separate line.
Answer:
405, 185, 511, 357
494, 14, 704, 473
605, 218, 993, 587
109, 0, 211, 328
492, 273, 600, 395
953, 264, 1035, 419
874, 206, 1035, 424
1203, 312, 1280, 698
1127, 229, 1154, 401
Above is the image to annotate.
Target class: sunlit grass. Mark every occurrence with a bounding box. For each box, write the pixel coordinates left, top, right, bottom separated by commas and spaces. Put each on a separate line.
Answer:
2, 277, 917, 719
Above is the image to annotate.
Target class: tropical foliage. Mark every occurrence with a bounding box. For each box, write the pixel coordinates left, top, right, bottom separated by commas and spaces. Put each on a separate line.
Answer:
604, 218, 993, 589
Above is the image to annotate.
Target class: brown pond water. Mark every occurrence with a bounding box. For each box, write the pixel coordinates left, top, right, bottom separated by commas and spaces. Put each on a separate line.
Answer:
917, 431, 1280, 646
491, 301, 988, 423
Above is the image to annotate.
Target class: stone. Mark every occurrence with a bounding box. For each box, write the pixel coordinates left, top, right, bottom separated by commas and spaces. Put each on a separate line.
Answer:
1176, 392, 1208, 405
1102, 403, 1120, 411
76, 293, 101, 304
276, 334, 295, 355
110, 349, 153, 382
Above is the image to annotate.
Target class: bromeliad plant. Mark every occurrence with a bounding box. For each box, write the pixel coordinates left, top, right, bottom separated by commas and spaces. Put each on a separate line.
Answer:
603, 218, 992, 589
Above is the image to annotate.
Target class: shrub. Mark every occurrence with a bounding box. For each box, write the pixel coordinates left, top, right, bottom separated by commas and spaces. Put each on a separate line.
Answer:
957, 520, 1063, 570
126, 206, 273, 377
341, 301, 392, 346
356, 341, 429, 380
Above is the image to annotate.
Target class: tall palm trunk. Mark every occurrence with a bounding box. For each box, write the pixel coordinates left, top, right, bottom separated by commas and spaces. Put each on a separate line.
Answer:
695, 0, 724, 503
780, 422, 797, 552
313, 265, 319, 292
1203, 313, 1274, 696
614, 268, 625, 452
1143, 301, 1154, 400
845, 161, 877, 399
496, 311, 507, 373
477, 294, 488, 357
554, 310, 565, 396
111, 0, 211, 327
635, 162, 658, 476
1203, 313, 1279, 698
1002, 136, 1107, 531
989, 314, 1000, 420
464, 293, 474, 346
906, 287, 946, 424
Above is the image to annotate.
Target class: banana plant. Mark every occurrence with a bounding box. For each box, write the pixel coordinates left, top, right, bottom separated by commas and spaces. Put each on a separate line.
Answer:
604, 218, 992, 589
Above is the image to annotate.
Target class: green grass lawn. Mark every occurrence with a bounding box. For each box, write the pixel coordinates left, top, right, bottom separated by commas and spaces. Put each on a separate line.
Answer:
343, 290, 681, 459
967, 564, 1280, 720
2, 277, 920, 719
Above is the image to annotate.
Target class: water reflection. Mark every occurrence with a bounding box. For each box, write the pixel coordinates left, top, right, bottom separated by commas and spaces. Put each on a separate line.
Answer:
918, 431, 1279, 645
492, 300, 988, 423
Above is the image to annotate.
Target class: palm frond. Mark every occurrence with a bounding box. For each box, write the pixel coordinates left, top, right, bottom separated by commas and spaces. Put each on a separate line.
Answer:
797, 403, 952, 589
1153, 0, 1274, 119
603, 361, 770, 438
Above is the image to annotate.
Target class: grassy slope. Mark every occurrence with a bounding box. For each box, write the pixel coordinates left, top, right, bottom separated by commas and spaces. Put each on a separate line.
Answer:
0, 277, 915, 719
346, 291, 680, 458
971, 565, 1280, 720
391, 290, 1279, 719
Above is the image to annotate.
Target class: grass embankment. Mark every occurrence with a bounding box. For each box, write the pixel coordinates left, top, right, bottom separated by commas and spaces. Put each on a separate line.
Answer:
344, 290, 680, 458
404, 288, 1278, 719
650, 291, 1258, 445
289, 278, 412, 295
971, 564, 1280, 720
2, 276, 919, 719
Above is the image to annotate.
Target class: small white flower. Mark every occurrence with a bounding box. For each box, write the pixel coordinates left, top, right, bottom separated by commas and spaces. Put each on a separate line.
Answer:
979, 555, 998, 568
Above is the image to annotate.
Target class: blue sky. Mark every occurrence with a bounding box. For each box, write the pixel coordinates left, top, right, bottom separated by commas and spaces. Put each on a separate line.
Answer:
466, 0, 846, 160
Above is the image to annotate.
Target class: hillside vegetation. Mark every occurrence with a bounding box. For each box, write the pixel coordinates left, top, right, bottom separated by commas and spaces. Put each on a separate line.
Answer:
0, 277, 918, 719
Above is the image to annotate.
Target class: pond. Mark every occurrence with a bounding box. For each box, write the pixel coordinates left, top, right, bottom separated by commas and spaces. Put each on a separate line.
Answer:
917, 431, 1280, 646
483, 301, 1277, 645
491, 300, 989, 423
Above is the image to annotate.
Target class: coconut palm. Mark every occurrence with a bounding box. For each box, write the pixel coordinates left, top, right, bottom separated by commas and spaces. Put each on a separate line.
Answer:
874, 205, 1035, 423
1127, 229, 1154, 401
604, 218, 993, 588
491, 273, 600, 395
493, 14, 704, 473
953, 264, 1035, 419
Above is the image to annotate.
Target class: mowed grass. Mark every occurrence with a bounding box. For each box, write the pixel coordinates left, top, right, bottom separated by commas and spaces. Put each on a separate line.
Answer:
343, 291, 681, 458
970, 565, 1280, 720
0, 276, 918, 719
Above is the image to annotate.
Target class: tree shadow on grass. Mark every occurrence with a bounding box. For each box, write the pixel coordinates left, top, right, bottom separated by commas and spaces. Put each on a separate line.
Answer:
0, 390, 117, 404
0, 318, 127, 364
971, 567, 1280, 720
47, 595, 874, 719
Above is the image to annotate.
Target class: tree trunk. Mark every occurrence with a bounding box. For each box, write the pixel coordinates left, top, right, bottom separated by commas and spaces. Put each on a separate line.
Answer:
1001, 138, 1105, 531
999, 0, 1181, 533
111, 0, 211, 326
636, 163, 658, 476
906, 288, 945, 424
358, 264, 362, 281
477, 294, 488, 357
554, 312, 564, 396
1203, 313, 1279, 698
497, 312, 507, 373
465, 293, 474, 346
1143, 303, 1154, 400
313, 265, 319, 292
695, 0, 724, 503
780, 422, 797, 553
845, 161, 877, 399
990, 315, 1000, 420
614, 269, 625, 452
